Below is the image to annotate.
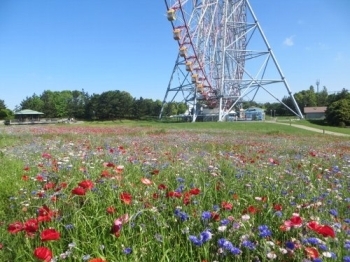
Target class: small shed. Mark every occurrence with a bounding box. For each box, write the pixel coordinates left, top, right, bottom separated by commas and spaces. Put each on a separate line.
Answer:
14, 109, 44, 122
244, 107, 265, 121
304, 107, 327, 119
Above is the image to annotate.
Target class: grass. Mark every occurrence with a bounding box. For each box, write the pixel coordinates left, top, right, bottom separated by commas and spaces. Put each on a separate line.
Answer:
0, 122, 349, 261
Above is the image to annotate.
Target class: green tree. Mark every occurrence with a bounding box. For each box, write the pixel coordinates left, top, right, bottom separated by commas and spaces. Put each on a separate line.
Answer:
325, 98, 350, 126
0, 99, 6, 110
316, 86, 328, 106
85, 93, 100, 120
0, 109, 13, 119
20, 94, 44, 112
40, 90, 56, 118
327, 88, 350, 105
67, 89, 88, 119
53, 91, 71, 118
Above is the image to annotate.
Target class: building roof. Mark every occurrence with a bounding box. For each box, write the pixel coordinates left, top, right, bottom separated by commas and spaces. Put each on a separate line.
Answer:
14, 109, 44, 115
304, 107, 327, 113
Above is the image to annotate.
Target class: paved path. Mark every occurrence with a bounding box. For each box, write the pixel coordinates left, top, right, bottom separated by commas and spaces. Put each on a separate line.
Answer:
268, 121, 350, 137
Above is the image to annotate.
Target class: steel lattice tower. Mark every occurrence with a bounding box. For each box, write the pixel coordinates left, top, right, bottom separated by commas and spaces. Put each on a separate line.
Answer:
160, 0, 303, 122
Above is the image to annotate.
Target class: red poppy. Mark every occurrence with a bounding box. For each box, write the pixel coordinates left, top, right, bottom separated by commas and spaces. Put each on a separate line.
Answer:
273, 203, 283, 211
37, 205, 56, 222
23, 166, 30, 171
189, 188, 200, 195
211, 212, 220, 221
42, 153, 52, 159
166, 191, 182, 198
289, 215, 303, 227
151, 169, 159, 175
89, 258, 107, 262
78, 180, 94, 189
101, 170, 111, 177
56, 182, 68, 190
183, 192, 191, 205
22, 175, 29, 181
306, 221, 335, 238
304, 247, 319, 259
244, 205, 260, 214
43, 182, 55, 191
40, 228, 60, 241
8, 221, 23, 234
158, 184, 167, 190
315, 224, 335, 238
72, 186, 86, 196
307, 220, 320, 231
152, 193, 159, 199
120, 192, 132, 205
221, 201, 233, 210
33, 246, 53, 262
24, 218, 39, 236
105, 162, 115, 167
106, 206, 116, 214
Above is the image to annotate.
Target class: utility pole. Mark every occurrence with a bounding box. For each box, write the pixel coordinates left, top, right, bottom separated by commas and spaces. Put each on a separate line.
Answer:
316, 79, 320, 106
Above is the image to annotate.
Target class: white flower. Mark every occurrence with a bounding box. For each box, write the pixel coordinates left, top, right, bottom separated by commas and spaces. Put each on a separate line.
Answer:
241, 214, 250, 221
266, 252, 277, 259
217, 226, 227, 232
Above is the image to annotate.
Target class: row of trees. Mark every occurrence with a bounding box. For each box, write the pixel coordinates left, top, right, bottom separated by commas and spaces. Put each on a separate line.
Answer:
1, 86, 349, 125
9, 90, 187, 120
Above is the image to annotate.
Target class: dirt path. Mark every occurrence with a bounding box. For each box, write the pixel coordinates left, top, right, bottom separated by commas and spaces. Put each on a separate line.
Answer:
268, 121, 350, 137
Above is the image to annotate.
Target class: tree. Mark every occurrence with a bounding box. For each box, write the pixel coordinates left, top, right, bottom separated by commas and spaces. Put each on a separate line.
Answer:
327, 88, 350, 105
0, 109, 13, 119
20, 94, 44, 112
316, 86, 328, 106
66, 89, 89, 119
325, 98, 350, 126
85, 93, 100, 120
40, 90, 57, 118
0, 99, 6, 110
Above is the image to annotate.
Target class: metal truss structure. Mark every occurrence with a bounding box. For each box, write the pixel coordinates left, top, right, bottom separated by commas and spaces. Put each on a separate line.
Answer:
159, 0, 304, 122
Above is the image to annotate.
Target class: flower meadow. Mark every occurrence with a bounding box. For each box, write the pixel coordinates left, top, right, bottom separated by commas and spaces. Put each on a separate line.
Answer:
0, 124, 349, 262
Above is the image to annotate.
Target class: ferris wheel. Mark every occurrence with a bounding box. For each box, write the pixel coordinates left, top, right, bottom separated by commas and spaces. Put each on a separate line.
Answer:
159, 0, 303, 122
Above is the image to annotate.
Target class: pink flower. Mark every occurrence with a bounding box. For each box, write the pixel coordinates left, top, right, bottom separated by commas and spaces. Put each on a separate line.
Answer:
111, 214, 129, 237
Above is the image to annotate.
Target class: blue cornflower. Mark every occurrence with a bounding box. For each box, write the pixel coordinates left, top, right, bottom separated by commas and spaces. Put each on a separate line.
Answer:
285, 241, 295, 250
220, 219, 230, 225
175, 185, 185, 193
313, 258, 322, 262
123, 247, 132, 254
213, 205, 220, 211
306, 237, 319, 245
242, 240, 256, 250
318, 244, 328, 251
217, 238, 242, 255
201, 211, 211, 221
344, 218, 350, 224
344, 240, 350, 250
258, 225, 272, 238
329, 209, 338, 217
176, 177, 185, 183
174, 208, 189, 221
274, 211, 283, 217
189, 230, 213, 246
343, 256, 350, 262
65, 224, 74, 230
82, 254, 91, 261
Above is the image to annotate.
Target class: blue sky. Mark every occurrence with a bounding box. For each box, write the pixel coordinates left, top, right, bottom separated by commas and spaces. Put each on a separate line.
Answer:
0, 0, 349, 110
